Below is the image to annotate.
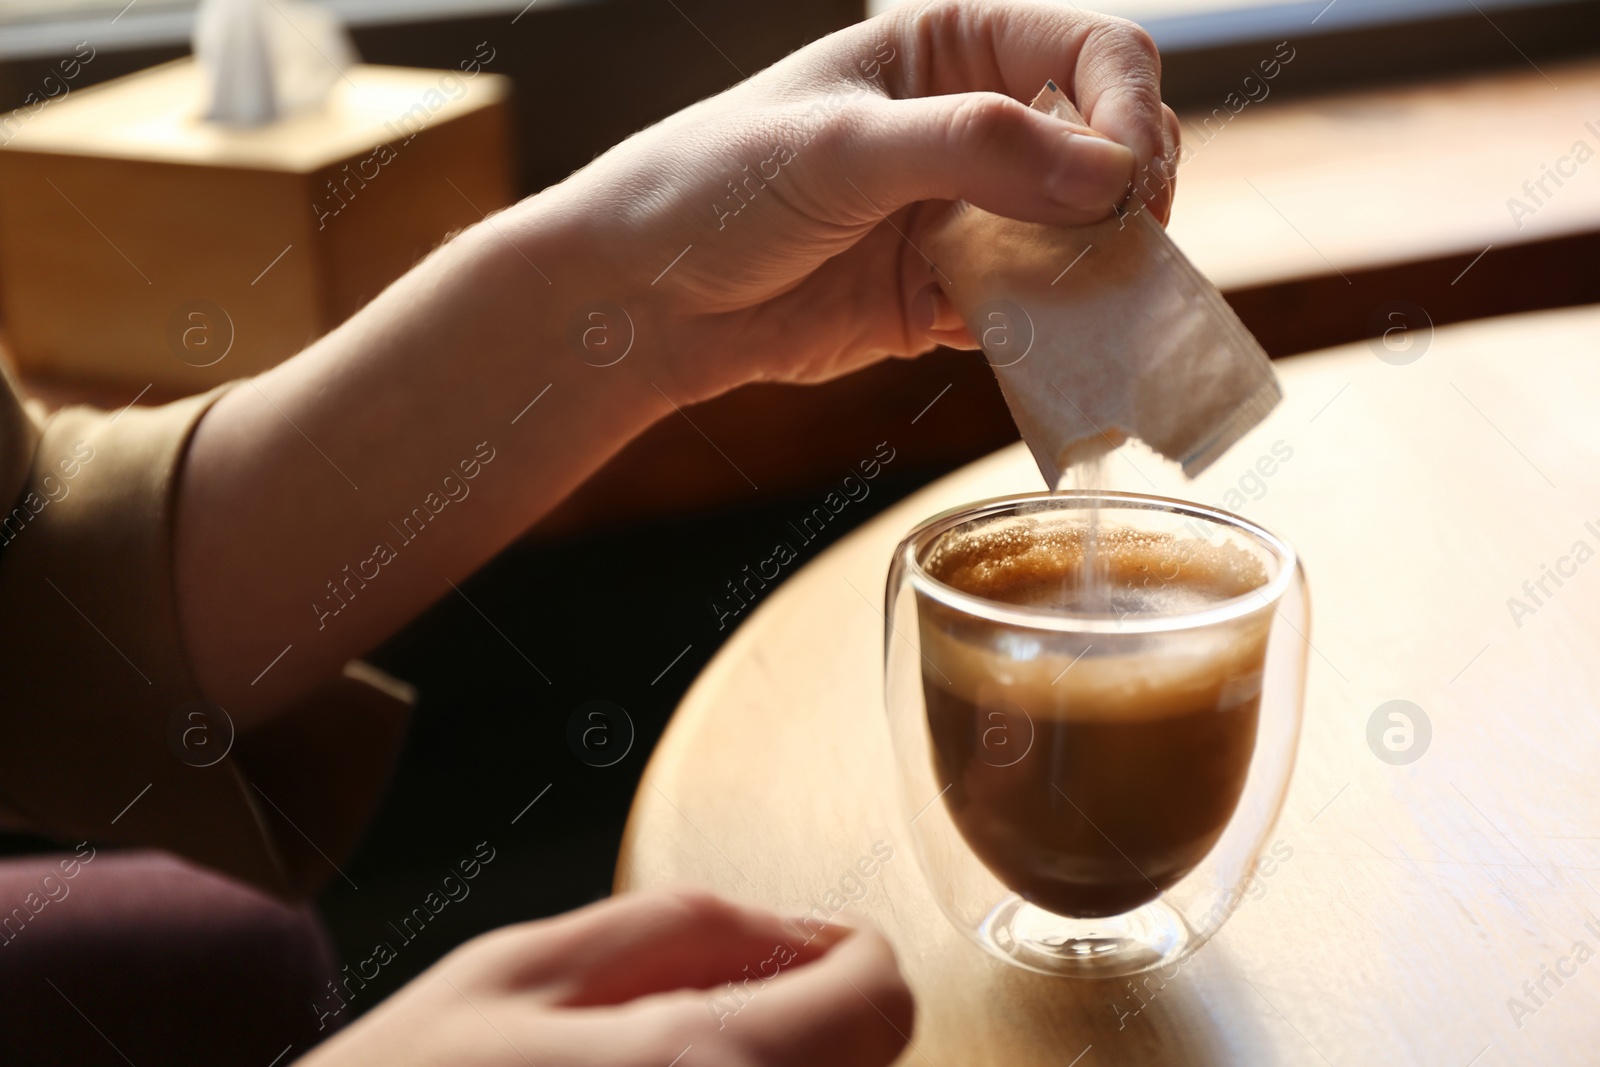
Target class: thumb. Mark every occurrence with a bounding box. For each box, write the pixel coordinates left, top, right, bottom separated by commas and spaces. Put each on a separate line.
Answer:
835, 91, 1134, 226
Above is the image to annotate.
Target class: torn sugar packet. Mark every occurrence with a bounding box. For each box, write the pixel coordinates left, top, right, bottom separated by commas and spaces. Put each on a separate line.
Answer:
924, 80, 1281, 488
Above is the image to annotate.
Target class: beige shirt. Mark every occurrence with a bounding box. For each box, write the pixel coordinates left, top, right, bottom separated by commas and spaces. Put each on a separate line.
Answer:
0, 363, 411, 900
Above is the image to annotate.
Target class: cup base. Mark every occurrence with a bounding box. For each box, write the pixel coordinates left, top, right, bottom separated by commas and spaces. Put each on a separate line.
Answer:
978, 895, 1191, 978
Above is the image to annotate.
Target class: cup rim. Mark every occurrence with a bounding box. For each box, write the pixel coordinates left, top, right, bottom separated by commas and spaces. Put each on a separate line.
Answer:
899, 490, 1298, 635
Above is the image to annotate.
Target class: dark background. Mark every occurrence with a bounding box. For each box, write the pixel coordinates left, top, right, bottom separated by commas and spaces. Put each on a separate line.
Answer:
332, 460, 942, 1009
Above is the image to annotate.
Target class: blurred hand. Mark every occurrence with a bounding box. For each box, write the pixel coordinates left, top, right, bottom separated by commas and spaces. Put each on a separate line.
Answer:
522, 0, 1180, 401
294, 889, 913, 1067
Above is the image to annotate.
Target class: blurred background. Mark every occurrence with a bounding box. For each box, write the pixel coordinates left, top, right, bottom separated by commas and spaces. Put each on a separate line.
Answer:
1, 0, 1597, 1018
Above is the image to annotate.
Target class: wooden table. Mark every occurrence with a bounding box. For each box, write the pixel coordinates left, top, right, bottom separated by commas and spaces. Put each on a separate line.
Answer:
617, 304, 1600, 1065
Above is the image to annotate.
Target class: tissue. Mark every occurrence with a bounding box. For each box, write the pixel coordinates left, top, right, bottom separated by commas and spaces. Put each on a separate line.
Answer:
194, 0, 358, 126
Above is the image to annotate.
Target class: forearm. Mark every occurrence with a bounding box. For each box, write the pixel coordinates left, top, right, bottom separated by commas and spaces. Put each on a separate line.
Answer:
174, 204, 667, 731
172, 0, 1171, 733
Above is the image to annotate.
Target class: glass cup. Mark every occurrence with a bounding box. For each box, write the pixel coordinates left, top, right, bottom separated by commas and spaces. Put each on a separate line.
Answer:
883, 492, 1308, 977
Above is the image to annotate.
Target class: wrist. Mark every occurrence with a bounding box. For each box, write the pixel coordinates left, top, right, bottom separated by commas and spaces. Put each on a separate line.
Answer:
495, 186, 744, 411
447, 202, 671, 421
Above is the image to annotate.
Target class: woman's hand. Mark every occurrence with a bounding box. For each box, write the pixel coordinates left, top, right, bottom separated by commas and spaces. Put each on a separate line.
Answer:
521, 0, 1180, 402
176, 0, 1180, 727
295, 889, 912, 1067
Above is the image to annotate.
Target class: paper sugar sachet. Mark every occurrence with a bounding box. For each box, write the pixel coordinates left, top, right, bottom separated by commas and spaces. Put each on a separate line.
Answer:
925, 81, 1280, 488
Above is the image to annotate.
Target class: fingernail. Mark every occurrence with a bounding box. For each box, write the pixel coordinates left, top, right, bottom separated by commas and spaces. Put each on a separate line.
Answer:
909, 282, 941, 334
1049, 132, 1135, 210
1060, 122, 1111, 141
783, 916, 856, 948
928, 287, 964, 331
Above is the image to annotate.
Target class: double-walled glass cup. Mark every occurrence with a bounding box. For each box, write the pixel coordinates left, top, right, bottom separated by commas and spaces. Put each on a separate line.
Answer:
884, 492, 1308, 977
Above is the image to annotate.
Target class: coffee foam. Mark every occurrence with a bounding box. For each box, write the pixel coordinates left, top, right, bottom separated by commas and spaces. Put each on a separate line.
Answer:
917, 523, 1271, 723
924, 520, 1267, 611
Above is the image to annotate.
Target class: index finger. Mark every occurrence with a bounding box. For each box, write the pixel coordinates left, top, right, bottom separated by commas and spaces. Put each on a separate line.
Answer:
472, 887, 849, 1006
714, 921, 914, 1067
849, 0, 1173, 219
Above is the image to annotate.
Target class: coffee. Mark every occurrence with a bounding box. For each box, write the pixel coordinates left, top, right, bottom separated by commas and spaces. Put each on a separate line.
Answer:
917, 520, 1270, 918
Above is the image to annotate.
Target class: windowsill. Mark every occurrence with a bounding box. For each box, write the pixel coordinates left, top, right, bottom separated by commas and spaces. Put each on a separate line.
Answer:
0, 0, 599, 61
865, 0, 1582, 52
1167, 57, 1600, 290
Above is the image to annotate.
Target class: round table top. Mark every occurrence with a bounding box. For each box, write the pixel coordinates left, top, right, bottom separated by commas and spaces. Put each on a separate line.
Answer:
616, 305, 1600, 1066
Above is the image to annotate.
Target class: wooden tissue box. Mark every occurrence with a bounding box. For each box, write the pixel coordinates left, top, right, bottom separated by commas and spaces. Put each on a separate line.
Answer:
0, 59, 512, 393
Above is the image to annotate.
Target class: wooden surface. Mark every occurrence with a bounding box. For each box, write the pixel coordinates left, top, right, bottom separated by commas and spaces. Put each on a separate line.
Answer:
1165, 58, 1600, 290
1168, 57, 1600, 359
617, 304, 1600, 1065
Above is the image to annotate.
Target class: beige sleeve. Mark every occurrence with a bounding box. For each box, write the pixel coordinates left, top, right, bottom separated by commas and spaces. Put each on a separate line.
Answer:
0, 381, 412, 900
